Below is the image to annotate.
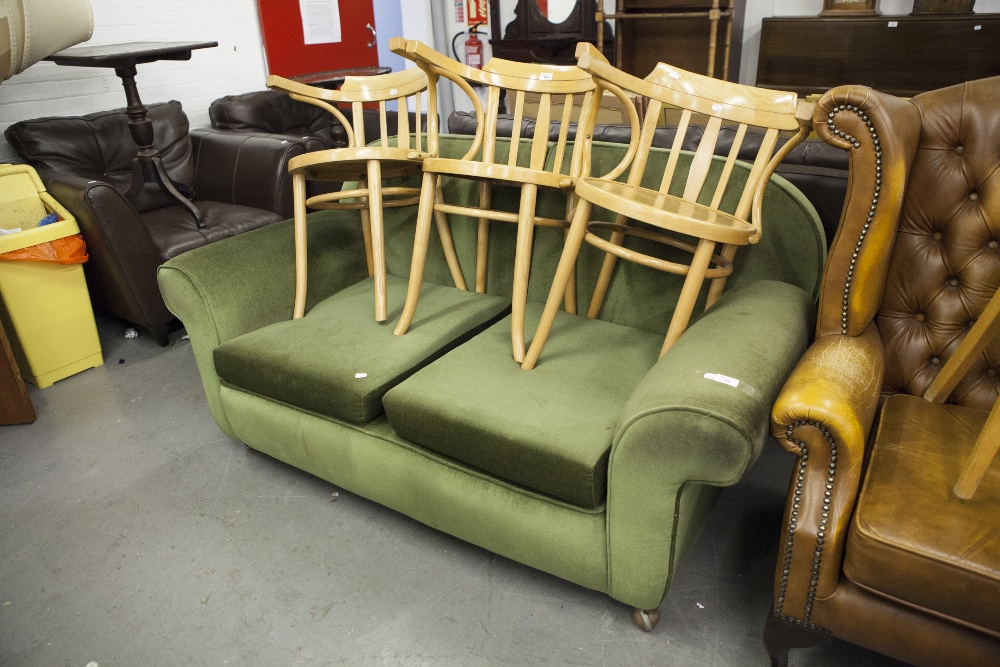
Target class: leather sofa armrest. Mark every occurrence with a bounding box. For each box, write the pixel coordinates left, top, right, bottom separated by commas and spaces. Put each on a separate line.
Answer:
769, 323, 885, 623
40, 169, 172, 338
605, 280, 816, 610
189, 128, 318, 218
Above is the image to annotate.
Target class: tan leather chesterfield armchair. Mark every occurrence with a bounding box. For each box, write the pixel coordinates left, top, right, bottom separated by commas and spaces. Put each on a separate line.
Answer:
766, 77, 1000, 667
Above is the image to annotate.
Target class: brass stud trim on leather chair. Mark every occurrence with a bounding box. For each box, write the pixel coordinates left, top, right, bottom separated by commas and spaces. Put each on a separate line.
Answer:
827, 105, 882, 336
777, 420, 839, 625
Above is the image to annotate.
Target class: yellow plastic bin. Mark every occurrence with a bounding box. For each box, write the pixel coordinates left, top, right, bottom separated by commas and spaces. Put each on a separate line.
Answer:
0, 164, 103, 388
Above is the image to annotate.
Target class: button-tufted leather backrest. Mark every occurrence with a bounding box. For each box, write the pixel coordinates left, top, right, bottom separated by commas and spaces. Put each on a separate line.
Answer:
877, 77, 1000, 410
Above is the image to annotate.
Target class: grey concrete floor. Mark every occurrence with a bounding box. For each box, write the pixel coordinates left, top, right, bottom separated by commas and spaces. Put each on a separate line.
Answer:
1, 317, 907, 666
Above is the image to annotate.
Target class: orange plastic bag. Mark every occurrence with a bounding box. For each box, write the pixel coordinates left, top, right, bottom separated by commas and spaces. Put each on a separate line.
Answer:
0, 233, 88, 264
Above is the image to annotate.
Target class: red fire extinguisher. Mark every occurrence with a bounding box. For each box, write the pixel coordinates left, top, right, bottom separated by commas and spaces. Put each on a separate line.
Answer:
452, 23, 486, 70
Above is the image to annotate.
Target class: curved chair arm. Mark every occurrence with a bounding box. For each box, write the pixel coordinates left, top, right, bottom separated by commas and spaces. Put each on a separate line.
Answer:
605, 280, 815, 610
769, 324, 884, 624
390, 37, 484, 160
812, 86, 922, 338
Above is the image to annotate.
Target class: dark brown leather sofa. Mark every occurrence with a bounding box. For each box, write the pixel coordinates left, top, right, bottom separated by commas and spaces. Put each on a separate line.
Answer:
5, 101, 312, 344
446, 109, 849, 246
767, 77, 1000, 666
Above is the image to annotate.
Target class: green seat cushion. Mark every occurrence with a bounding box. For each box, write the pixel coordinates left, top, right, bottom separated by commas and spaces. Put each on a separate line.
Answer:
214, 274, 510, 424
382, 303, 662, 508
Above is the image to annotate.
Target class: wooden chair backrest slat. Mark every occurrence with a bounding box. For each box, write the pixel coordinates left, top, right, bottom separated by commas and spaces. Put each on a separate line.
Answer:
709, 123, 747, 210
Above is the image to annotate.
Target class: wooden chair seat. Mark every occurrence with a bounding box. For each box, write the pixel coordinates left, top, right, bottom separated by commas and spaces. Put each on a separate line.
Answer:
268, 68, 465, 323
420, 157, 576, 192
576, 178, 757, 245
288, 147, 432, 182
521, 45, 813, 369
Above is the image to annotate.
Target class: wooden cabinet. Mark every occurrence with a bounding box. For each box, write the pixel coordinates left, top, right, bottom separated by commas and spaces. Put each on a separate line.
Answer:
614, 0, 743, 79
756, 15, 1000, 97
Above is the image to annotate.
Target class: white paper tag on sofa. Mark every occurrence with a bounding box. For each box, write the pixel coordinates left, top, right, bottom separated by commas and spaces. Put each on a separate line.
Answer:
355, 372, 368, 379
700, 372, 761, 399
704, 372, 740, 388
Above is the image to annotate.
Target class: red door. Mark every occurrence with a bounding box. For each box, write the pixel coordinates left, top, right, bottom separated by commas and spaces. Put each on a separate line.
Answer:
257, 0, 378, 77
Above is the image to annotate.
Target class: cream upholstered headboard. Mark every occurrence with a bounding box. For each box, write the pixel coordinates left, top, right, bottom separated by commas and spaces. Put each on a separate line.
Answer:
1, 0, 94, 82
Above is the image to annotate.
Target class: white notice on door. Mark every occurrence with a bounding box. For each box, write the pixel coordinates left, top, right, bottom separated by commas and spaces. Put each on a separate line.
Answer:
299, 0, 343, 45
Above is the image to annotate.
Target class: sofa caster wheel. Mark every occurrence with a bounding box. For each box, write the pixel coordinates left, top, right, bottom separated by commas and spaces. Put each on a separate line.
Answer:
632, 608, 660, 632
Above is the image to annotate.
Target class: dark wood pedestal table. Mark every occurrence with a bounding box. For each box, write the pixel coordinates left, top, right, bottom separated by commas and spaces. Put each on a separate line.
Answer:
45, 41, 218, 227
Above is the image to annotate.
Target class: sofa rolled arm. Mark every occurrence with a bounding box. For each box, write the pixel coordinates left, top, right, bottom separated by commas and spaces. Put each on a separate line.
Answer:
812, 86, 921, 338
605, 280, 815, 609
157, 214, 368, 436
190, 128, 316, 218
41, 169, 171, 336
769, 323, 884, 626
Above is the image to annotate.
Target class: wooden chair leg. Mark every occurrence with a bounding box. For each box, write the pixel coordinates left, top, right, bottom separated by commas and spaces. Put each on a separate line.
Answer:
521, 199, 594, 370
954, 398, 1000, 499
366, 163, 387, 322
359, 181, 374, 278
393, 172, 438, 336
587, 215, 629, 319
705, 243, 737, 309
562, 195, 578, 315
433, 180, 467, 292
292, 172, 308, 319
660, 238, 715, 357
476, 181, 492, 294
511, 183, 539, 363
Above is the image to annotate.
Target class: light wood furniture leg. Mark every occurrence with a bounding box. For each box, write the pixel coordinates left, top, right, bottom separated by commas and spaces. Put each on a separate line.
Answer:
660, 238, 716, 357
587, 225, 627, 319
522, 199, 594, 370
366, 161, 387, 322
394, 172, 438, 336
511, 183, 539, 362
954, 400, 1000, 500
476, 181, 492, 294
359, 199, 375, 277
292, 172, 308, 319
563, 196, 578, 315
433, 181, 468, 292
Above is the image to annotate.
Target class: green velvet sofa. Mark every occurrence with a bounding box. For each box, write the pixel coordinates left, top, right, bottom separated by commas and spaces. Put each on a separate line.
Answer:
158, 135, 826, 625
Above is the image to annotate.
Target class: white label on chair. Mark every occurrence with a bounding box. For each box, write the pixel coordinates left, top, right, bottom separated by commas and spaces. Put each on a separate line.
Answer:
390, 89, 398, 95
355, 372, 368, 379
711, 103, 725, 113
704, 372, 740, 388
669, 71, 680, 79
887, 21, 898, 27
540, 73, 553, 81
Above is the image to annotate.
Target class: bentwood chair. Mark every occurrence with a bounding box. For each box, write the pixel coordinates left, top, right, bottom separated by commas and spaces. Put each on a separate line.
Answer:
268, 69, 466, 321
521, 45, 813, 369
389, 38, 637, 361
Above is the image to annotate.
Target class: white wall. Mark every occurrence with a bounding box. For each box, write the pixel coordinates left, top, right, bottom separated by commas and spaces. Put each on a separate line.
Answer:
2, 0, 997, 160
0, 0, 435, 161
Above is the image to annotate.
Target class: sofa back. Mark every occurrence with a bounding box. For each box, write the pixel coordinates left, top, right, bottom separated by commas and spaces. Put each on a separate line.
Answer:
368, 135, 826, 337
210, 90, 336, 150
5, 101, 195, 214
448, 110, 848, 245
877, 77, 1000, 411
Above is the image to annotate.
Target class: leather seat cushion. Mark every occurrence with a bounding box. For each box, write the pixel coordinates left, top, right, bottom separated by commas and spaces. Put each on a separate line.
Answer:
845, 394, 1000, 634
214, 274, 510, 425
141, 201, 283, 262
382, 304, 662, 508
